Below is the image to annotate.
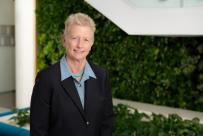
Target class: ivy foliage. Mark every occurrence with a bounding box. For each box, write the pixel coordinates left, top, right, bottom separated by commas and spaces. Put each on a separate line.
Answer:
113, 104, 203, 136
9, 109, 30, 127
36, 0, 203, 111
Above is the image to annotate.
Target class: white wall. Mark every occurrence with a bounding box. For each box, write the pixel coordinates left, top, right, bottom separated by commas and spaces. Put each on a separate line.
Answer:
15, 0, 36, 108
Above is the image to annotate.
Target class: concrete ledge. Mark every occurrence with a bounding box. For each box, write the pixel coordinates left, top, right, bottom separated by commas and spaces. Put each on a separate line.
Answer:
113, 98, 203, 124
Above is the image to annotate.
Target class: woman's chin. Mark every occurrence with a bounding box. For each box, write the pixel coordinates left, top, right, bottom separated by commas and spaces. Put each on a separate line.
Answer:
72, 56, 86, 62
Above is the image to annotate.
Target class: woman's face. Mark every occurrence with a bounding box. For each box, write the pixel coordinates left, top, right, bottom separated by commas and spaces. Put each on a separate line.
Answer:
63, 24, 94, 62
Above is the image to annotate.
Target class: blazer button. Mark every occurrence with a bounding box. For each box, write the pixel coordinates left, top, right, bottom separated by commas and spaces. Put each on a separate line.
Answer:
86, 121, 90, 125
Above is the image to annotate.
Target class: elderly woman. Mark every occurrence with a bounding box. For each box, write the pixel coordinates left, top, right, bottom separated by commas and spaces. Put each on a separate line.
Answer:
30, 13, 113, 136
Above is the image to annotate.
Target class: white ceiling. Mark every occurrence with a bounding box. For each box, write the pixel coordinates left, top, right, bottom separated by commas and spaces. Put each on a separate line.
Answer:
123, 0, 203, 8
85, 0, 203, 35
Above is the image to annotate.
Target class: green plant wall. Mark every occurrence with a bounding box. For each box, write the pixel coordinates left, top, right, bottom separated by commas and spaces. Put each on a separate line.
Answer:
36, 0, 203, 111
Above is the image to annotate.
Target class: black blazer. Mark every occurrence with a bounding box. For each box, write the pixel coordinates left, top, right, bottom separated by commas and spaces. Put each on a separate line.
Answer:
30, 62, 113, 136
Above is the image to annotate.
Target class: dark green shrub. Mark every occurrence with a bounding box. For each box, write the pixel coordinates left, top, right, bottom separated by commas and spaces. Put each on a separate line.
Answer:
113, 104, 203, 136
9, 109, 30, 127
36, 0, 203, 111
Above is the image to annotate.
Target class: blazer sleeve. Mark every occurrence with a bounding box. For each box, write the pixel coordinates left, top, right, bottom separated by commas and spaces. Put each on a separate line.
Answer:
100, 71, 114, 136
30, 71, 52, 136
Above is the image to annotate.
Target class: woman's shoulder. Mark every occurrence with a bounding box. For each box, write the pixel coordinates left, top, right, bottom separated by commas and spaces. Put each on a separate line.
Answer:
36, 62, 60, 81
88, 61, 107, 78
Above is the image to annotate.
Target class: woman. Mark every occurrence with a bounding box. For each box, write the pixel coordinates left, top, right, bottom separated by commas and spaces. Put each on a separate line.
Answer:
30, 13, 113, 136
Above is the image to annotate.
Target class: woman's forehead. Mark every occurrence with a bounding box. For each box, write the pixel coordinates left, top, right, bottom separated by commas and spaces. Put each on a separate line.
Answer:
67, 25, 94, 36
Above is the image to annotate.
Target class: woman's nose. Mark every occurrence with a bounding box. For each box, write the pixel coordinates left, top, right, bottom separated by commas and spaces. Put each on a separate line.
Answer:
76, 38, 83, 48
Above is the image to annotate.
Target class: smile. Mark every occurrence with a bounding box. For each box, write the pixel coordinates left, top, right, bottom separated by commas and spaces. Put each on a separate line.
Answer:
74, 50, 84, 53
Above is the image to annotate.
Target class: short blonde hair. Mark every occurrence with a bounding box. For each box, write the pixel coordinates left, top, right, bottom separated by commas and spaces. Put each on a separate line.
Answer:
64, 13, 96, 36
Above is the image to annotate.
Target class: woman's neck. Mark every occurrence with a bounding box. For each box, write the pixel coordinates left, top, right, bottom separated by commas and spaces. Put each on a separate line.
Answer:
66, 57, 86, 74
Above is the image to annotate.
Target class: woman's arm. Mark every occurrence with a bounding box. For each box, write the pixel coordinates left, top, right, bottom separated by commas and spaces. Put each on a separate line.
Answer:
100, 71, 114, 136
30, 71, 52, 136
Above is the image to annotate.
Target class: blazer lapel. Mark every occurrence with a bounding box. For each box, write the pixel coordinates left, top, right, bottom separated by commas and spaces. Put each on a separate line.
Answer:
60, 77, 86, 121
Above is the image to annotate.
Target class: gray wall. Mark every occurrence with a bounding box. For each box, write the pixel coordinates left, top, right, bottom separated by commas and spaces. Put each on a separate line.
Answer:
0, 0, 15, 93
